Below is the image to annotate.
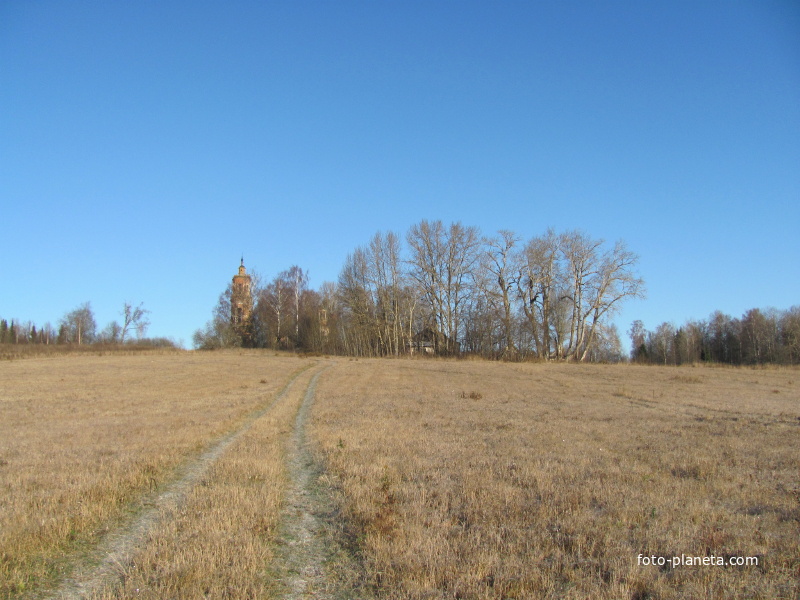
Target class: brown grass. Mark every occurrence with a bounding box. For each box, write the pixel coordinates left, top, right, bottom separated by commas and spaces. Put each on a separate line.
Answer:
91, 363, 328, 600
0, 343, 182, 361
310, 360, 800, 599
3, 355, 798, 599
0, 351, 308, 598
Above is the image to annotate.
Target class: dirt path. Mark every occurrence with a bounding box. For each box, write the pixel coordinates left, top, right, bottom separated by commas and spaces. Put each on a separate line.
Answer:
48, 363, 318, 600
271, 364, 368, 600
272, 367, 335, 599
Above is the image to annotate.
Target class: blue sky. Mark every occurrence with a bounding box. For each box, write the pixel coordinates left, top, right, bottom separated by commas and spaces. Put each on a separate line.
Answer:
2, 1, 798, 348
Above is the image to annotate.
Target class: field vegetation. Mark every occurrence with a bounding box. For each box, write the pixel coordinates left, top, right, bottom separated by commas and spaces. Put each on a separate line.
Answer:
0, 342, 181, 362
1, 353, 797, 599
310, 359, 800, 599
89, 360, 328, 599
0, 351, 308, 598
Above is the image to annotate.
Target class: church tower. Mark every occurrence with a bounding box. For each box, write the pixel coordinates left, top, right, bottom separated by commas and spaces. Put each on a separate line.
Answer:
231, 257, 252, 326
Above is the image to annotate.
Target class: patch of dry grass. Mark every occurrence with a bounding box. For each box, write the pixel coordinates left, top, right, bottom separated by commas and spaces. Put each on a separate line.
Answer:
92, 366, 323, 599
4, 355, 798, 599
0, 351, 307, 598
310, 361, 800, 599
0, 343, 182, 361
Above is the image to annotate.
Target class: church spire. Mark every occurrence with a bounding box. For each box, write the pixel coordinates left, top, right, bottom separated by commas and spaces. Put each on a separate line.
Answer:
231, 258, 252, 326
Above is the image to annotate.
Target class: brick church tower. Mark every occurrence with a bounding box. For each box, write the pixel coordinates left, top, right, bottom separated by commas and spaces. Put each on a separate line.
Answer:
231, 257, 252, 326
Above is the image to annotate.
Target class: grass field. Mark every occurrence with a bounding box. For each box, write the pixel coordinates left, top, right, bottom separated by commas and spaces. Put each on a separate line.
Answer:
0, 351, 311, 598
1, 353, 798, 599
311, 359, 799, 599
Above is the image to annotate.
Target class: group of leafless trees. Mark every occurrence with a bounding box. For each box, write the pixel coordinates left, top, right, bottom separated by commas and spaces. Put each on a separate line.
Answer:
0, 301, 175, 347
196, 220, 646, 362
194, 265, 318, 350
629, 306, 800, 366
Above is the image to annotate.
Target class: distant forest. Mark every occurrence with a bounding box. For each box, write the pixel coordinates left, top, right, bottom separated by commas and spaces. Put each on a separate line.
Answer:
0, 301, 176, 350
629, 309, 800, 366
4, 219, 796, 365
192, 218, 797, 365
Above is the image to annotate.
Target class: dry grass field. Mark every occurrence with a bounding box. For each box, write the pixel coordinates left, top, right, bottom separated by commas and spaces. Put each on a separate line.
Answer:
89, 360, 326, 600
1, 353, 798, 599
310, 359, 800, 599
0, 351, 312, 599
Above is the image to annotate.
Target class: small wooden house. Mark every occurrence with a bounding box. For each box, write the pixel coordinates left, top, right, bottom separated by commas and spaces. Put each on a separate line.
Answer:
407, 328, 460, 355
408, 328, 436, 355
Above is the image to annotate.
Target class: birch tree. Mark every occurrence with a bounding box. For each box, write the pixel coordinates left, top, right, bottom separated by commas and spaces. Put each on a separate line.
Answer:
288, 266, 308, 343
60, 302, 96, 345
368, 231, 405, 355
406, 220, 481, 354
120, 302, 150, 343
576, 238, 645, 361
338, 248, 376, 356
261, 270, 293, 347
482, 230, 522, 358
517, 229, 561, 359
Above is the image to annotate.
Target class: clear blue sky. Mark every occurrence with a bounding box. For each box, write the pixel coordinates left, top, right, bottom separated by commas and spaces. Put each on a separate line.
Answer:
2, 1, 798, 348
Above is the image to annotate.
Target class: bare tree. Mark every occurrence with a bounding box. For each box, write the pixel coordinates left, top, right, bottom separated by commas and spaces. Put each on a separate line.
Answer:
407, 220, 481, 354
741, 307, 782, 365
406, 219, 445, 350
338, 248, 379, 356
780, 306, 800, 363
576, 238, 645, 361
515, 230, 644, 361
287, 266, 309, 343
368, 231, 406, 355
481, 230, 522, 358
628, 319, 648, 362
60, 302, 97, 345
585, 322, 624, 362
259, 270, 294, 348
649, 322, 676, 365
517, 229, 561, 359
677, 320, 705, 364
336, 230, 422, 357
195, 285, 241, 349
317, 281, 341, 354
558, 230, 604, 360
41, 322, 56, 345
120, 302, 150, 343
99, 321, 123, 343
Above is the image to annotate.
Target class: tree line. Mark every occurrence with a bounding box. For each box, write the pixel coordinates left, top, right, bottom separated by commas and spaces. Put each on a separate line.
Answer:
195, 220, 646, 361
1, 301, 176, 348
629, 307, 800, 366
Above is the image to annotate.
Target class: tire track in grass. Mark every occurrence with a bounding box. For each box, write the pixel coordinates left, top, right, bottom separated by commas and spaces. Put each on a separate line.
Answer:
48, 363, 319, 600
272, 365, 368, 600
